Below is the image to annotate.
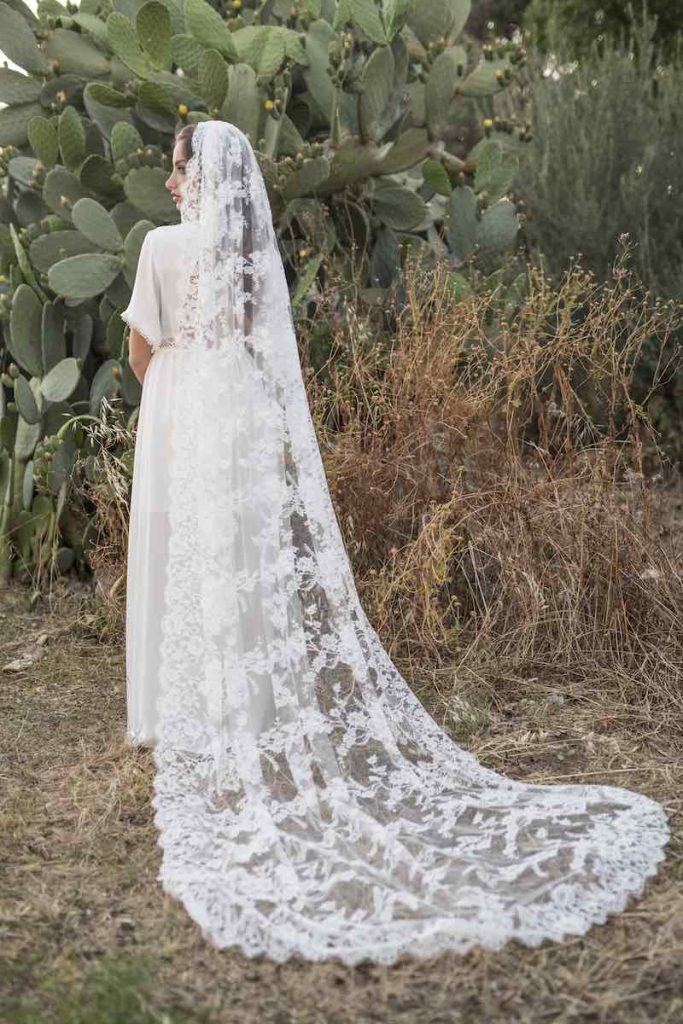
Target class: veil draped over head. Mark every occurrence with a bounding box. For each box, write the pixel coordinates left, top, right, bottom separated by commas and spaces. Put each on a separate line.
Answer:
150, 120, 669, 965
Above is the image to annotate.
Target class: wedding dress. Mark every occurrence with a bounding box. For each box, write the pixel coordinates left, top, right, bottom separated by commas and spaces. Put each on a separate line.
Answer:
122, 120, 670, 966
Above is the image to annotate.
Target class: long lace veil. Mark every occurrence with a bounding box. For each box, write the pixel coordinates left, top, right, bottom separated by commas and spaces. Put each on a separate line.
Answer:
150, 120, 669, 965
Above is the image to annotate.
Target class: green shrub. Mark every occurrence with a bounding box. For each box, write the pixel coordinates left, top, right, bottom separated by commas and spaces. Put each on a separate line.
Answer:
516, 15, 683, 297
524, 0, 683, 61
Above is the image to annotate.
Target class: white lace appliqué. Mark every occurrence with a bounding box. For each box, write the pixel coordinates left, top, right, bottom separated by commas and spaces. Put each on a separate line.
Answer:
145, 121, 670, 966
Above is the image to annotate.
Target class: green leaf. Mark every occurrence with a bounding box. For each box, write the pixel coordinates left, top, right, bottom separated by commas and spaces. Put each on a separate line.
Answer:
291, 252, 323, 308
0, 2, 49, 73
58, 106, 86, 171
43, 165, 86, 221
422, 157, 452, 196
358, 45, 393, 143
72, 198, 124, 252
349, 0, 387, 45
10, 283, 43, 377
107, 12, 149, 77
473, 139, 518, 203
0, 102, 42, 147
29, 230, 99, 273
40, 357, 81, 403
14, 375, 40, 424
232, 26, 286, 77
124, 166, 178, 223
27, 116, 58, 169
408, 0, 471, 47
371, 183, 428, 230
111, 121, 143, 161
476, 197, 519, 254
458, 58, 509, 99
137, 1, 171, 71
185, 0, 237, 61
446, 184, 477, 261
46, 27, 111, 77
49, 253, 123, 299
170, 33, 204, 76
198, 48, 228, 111
0, 67, 42, 105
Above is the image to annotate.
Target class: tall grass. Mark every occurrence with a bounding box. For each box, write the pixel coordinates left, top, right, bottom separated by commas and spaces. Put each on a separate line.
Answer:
75, 256, 682, 713
301, 258, 681, 708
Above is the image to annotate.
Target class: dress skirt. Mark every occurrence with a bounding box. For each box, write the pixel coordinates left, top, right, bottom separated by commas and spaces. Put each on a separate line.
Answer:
126, 346, 185, 747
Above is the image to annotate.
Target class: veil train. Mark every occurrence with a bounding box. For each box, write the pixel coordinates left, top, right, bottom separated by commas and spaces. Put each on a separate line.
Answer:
145, 120, 669, 965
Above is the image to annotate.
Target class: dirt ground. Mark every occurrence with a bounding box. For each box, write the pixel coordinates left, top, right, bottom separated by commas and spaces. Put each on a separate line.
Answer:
1, 579, 681, 1024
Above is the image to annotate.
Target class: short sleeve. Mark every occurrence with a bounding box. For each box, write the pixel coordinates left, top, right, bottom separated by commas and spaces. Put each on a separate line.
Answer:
121, 231, 163, 348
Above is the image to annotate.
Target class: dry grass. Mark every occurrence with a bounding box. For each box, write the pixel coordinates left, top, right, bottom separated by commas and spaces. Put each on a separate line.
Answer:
1, 258, 681, 1022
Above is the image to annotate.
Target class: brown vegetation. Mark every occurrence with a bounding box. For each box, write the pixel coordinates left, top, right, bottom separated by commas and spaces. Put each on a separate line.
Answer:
1, 258, 681, 1022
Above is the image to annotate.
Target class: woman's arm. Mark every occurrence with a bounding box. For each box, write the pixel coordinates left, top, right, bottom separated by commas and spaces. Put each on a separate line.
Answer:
128, 327, 154, 385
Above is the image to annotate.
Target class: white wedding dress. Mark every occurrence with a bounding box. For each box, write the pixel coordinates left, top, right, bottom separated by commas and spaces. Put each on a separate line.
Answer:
121, 121, 670, 966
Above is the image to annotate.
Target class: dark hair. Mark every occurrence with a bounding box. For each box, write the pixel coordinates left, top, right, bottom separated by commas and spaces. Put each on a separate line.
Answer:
175, 124, 196, 161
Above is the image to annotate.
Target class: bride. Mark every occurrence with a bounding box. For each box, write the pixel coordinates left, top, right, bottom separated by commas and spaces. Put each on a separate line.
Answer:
121, 119, 669, 966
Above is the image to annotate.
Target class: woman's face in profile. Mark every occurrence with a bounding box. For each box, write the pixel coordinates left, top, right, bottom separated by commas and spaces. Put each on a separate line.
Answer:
165, 141, 188, 208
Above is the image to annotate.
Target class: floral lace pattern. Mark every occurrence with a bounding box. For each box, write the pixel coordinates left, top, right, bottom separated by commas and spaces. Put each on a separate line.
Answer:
147, 121, 670, 966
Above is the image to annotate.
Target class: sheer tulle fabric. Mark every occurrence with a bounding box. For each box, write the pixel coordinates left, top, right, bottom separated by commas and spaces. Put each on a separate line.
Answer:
129, 120, 669, 965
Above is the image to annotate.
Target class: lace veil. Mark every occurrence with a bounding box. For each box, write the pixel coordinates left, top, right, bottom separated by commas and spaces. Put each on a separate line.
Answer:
150, 120, 669, 965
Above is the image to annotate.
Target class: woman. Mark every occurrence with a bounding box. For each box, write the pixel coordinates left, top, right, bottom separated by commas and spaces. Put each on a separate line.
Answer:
121, 120, 669, 966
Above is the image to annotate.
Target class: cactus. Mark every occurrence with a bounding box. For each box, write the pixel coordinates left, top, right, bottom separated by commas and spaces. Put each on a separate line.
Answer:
13, 375, 40, 425
232, 26, 289, 78
45, 27, 110, 78
473, 140, 519, 204
446, 185, 478, 262
0, 0, 527, 581
371, 183, 429, 231
124, 167, 179, 223
476, 198, 519, 255
199, 49, 229, 112
84, 82, 135, 139
7, 156, 42, 189
184, 0, 237, 61
0, 2, 49, 75
9, 284, 43, 377
171, 33, 205, 76
107, 12, 150, 78
71, 198, 124, 253
137, 1, 172, 71
0, 103, 42, 147
58, 106, 87, 171
111, 122, 144, 162
40, 357, 81, 404
407, 0, 471, 46
41, 302, 66, 373
0, 67, 42, 105
42, 165, 85, 221
27, 116, 59, 169
48, 253, 123, 300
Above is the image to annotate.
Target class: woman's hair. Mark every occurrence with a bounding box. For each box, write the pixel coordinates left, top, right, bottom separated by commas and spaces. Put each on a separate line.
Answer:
175, 124, 196, 161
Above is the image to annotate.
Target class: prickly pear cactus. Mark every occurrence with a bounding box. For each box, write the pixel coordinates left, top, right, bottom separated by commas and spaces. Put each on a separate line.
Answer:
0, 0, 527, 581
